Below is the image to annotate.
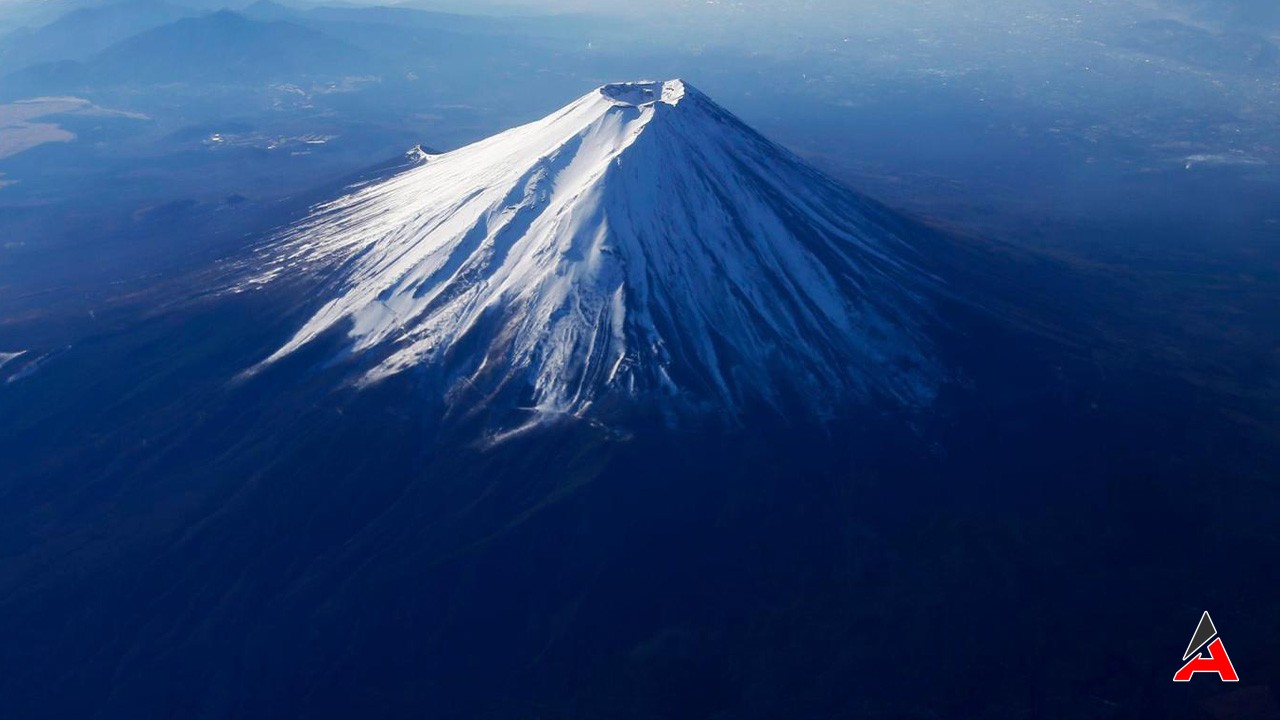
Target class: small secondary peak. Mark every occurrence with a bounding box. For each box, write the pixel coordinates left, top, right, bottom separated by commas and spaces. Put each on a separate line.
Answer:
598, 79, 688, 108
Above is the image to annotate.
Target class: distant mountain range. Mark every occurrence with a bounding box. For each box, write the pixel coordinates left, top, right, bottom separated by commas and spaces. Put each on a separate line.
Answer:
0, 1, 585, 98
0, 10, 369, 94
98, 10, 370, 81
0, 0, 197, 69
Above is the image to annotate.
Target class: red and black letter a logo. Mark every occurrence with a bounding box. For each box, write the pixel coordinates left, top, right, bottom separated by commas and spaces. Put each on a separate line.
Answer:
1173, 611, 1239, 682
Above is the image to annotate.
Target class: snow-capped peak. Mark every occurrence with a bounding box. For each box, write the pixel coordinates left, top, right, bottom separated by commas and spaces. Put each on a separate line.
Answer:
598, 78, 688, 107
251, 79, 941, 420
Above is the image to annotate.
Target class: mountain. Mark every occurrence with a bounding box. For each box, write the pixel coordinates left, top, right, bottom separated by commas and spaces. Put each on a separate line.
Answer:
92, 10, 369, 82
1, 10, 369, 92
0, 0, 195, 71
0, 0, 80, 34
249, 80, 941, 424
